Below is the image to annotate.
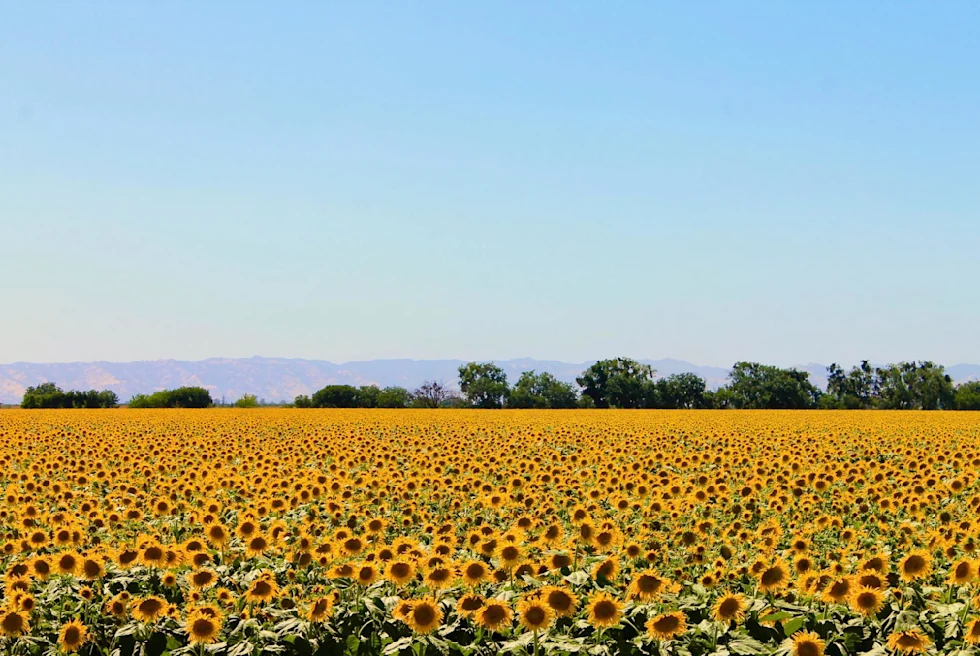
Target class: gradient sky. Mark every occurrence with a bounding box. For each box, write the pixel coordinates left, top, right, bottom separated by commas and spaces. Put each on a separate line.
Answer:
2, 3, 978, 367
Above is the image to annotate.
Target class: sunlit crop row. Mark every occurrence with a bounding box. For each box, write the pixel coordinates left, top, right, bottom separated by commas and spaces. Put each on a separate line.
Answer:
1, 409, 979, 655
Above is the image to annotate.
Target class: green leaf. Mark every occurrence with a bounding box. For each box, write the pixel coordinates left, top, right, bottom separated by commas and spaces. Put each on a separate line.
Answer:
382, 637, 412, 656
782, 617, 806, 637
728, 636, 766, 655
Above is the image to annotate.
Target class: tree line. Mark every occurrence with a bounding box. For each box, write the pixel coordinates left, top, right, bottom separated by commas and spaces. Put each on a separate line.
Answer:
20, 382, 120, 409
293, 358, 980, 410
17, 360, 980, 410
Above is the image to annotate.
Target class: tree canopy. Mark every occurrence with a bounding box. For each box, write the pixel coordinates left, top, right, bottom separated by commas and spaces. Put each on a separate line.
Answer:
21, 383, 119, 409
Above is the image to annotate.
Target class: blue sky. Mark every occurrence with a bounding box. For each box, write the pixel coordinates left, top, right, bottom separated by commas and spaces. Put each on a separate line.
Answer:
2, 3, 978, 367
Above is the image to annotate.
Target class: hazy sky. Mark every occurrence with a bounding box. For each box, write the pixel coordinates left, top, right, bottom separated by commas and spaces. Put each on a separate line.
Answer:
2, 3, 978, 367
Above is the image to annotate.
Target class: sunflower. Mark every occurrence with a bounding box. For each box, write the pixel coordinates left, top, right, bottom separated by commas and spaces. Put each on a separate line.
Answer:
456, 594, 485, 618
403, 598, 442, 634
541, 585, 578, 617
131, 596, 170, 623
116, 549, 139, 570
385, 560, 415, 586
188, 568, 218, 590
474, 600, 512, 631
12, 593, 35, 613
105, 594, 129, 618
0, 610, 29, 637
186, 613, 222, 645
307, 596, 334, 623
237, 519, 259, 540
139, 544, 167, 568
204, 522, 230, 548
498, 544, 524, 569
898, 551, 932, 582
886, 629, 931, 654
81, 557, 105, 580
58, 620, 89, 653
393, 600, 414, 622
56, 551, 80, 576
792, 631, 825, 656
757, 560, 790, 593
851, 586, 884, 617
857, 572, 885, 589
592, 557, 619, 581
628, 571, 672, 601
964, 618, 980, 644
161, 571, 178, 588
646, 612, 687, 641
245, 575, 279, 603
821, 576, 854, 604
28, 556, 52, 580
517, 599, 554, 631
587, 592, 622, 628
246, 534, 270, 558
712, 593, 747, 623
461, 560, 489, 586
348, 563, 376, 587
424, 566, 454, 589
949, 559, 975, 584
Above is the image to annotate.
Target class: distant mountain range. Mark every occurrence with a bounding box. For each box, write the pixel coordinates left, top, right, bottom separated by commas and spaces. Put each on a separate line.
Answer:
0, 357, 977, 404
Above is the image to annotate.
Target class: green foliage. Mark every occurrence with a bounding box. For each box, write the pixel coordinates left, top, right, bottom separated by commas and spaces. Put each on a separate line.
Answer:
356, 385, 381, 408
506, 370, 579, 408
576, 358, 655, 408
311, 385, 360, 408
874, 361, 955, 410
651, 372, 708, 409
128, 386, 213, 408
411, 381, 452, 408
21, 382, 119, 408
954, 381, 980, 410
725, 362, 822, 409
826, 361, 876, 408
376, 386, 411, 408
293, 394, 313, 408
457, 362, 509, 408
234, 393, 260, 408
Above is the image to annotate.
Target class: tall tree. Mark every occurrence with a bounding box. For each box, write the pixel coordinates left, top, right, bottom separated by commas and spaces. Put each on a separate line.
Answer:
458, 362, 509, 409
411, 381, 451, 409
507, 371, 578, 409
725, 362, 822, 409
311, 385, 360, 408
376, 386, 412, 408
652, 373, 708, 409
955, 382, 980, 411
576, 358, 655, 409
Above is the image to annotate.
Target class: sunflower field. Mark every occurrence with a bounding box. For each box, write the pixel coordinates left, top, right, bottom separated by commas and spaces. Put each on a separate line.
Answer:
1, 409, 979, 656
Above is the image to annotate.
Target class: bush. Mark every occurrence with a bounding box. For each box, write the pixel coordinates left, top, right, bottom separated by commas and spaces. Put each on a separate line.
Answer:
128, 387, 213, 408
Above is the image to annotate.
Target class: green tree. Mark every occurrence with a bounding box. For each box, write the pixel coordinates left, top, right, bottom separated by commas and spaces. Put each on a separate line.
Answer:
576, 358, 655, 408
955, 382, 980, 410
874, 361, 955, 410
652, 373, 707, 409
458, 362, 509, 409
826, 361, 875, 409
129, 387, 213, 408
725, 362, 822, 409
357, 385, 381, 408
234, 393, 260, 408
507, 371, 578, 409
411, 381, 451, 408
311, 385, 360, 408
293, 394, 313, 408
22, 382, 119, 409
377, 386, 412, 408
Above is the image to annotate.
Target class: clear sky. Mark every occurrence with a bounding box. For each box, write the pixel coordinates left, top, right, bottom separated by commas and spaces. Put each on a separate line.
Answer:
2, 3, 978, 367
